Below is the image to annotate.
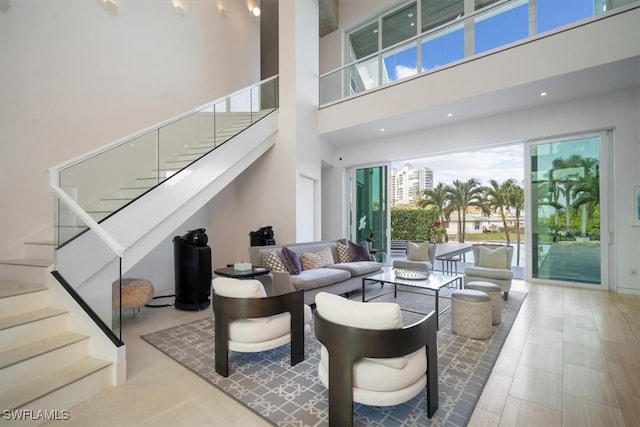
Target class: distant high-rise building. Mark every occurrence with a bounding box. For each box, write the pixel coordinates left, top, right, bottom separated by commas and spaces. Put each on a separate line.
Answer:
390, 163, 433, 207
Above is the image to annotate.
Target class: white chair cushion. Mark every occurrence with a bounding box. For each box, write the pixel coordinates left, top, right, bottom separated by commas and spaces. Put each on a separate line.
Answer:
213, 277, 266, 298
315, 292, 408, 370
478, 246, 508, 269
465, 266, 514, 280
407, 241, 430, 261
227, 304, 312, 344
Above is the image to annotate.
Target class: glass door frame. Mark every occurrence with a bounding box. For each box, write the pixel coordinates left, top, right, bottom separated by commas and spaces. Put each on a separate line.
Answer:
348, 162, 392, 259
524, 129, 614, 290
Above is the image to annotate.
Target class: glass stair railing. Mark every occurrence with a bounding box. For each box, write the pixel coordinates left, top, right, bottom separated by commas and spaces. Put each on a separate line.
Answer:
48, 76, 278, 339
51, 76, 278, 248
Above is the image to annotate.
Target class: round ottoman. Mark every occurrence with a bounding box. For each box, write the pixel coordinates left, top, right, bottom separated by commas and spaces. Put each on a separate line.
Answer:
114, 278, 154, 319
465, 281, 502, 324
451, 289, 492, 339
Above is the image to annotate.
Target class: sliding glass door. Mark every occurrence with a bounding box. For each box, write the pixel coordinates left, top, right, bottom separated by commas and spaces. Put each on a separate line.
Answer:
527, 133, 609, 287
350, 165, 388, 260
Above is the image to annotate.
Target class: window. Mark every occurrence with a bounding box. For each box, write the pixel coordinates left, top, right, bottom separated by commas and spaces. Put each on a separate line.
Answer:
382, 3, 418, 49
349, 22, 379, 62
421, 0, 464, 32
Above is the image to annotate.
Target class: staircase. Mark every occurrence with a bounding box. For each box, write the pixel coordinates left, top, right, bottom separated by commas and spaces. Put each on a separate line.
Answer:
0, 243, 115, 424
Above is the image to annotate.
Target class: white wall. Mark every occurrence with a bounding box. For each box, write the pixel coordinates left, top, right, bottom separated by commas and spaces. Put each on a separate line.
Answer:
0, 0, 260, 258
125, 181, 242, 294
324, 88, 640, 293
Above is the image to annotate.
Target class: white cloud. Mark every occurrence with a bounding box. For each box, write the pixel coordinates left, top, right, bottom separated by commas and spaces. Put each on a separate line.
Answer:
394, 145, 524, 186
395, 65, 417, 80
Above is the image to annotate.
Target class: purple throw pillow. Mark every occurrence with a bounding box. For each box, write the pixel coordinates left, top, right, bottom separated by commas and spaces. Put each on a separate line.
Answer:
280, 246, 302, 275
348, 240, 371, 262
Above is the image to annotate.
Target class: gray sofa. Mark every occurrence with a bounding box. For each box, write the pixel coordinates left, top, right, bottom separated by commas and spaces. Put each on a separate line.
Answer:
248, 239, 382, 305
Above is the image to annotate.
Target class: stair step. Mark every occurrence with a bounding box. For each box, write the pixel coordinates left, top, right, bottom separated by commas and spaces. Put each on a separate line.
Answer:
0, 261, 51, 285
0, 307, 67, 331
0, 331, 88, 369
0, 258, 52, 268
0, 356, 112, 411
24, 241, 55, 260
0, 283, 48, 318
0, 280, 46, 299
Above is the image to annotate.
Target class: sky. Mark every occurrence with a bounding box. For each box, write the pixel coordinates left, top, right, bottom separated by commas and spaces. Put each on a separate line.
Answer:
392, 144, 524, 187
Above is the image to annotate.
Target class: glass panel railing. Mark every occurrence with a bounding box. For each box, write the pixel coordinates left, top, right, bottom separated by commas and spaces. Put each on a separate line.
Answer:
320, 0, 639, 105
474, 0, 529, 54
382, 40, 418, 85
53, 207, 122, 338
51, 76, 278, 248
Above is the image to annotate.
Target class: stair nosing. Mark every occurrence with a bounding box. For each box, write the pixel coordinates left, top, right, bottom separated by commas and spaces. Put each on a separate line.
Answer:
0, 307, 68, 331
0, 258, 52, 268
0, 357, 112, 411
0, 331, 89, 369
0, 281, 47, 299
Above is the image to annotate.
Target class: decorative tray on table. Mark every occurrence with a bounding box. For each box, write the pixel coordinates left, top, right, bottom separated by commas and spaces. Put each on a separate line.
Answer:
393, 268, 429, 280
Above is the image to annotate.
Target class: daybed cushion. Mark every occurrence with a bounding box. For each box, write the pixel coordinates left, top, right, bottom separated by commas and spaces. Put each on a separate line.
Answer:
478, 246, 508, 269
327, 261, 381, 276
291, 268, 351, 291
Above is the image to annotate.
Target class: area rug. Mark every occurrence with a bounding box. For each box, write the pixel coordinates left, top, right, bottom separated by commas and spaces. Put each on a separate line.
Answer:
141, 286, 526, 427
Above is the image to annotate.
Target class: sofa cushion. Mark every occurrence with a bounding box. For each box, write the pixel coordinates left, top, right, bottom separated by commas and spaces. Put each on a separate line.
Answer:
336, 242, 352, 263
348, 240, 372, 262
478, 246, 508, 269
407, 241, 430, 261
281, 246, 301, 275
301, 247, 335, 270
290, 268, 351, 291
264, 250, 288, 273
328, 261, 381, 277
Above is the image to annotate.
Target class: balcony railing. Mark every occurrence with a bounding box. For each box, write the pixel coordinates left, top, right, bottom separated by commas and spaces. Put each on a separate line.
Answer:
320, 0, 638, 106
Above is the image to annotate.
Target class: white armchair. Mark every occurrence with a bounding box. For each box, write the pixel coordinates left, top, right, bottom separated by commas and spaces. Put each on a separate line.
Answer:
314, 292, 438, 426
463, 244, 514, 300
211, 277, 312, 376
392, 241, 437, 271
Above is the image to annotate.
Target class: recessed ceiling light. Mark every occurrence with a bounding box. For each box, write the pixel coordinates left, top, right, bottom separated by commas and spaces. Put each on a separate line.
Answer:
373, 29, 378, 33
410, 22, 414, 26
251, 6, 260, 16
540, 91, 547, 97
380, 128, 385, 132
408, 12, 414, 17
447, 113, 453, 117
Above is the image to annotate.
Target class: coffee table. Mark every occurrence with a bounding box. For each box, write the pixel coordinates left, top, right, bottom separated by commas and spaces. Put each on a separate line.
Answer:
362, 269, 462, 330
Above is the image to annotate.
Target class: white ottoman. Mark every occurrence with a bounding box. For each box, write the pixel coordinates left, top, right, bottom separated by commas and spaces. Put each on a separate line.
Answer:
466, 281, 502, 324
451, 289, 492, 339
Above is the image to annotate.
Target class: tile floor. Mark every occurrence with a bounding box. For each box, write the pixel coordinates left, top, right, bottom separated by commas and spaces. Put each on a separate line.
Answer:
43, 280, 640, 427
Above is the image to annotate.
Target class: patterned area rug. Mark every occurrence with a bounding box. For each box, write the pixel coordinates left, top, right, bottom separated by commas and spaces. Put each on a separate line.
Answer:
141, 285, 526, 427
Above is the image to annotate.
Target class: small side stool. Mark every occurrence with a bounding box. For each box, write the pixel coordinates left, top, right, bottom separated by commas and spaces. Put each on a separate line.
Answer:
114, 278, 154, 319
466, 281, 502, 324
451, 289, 492, 339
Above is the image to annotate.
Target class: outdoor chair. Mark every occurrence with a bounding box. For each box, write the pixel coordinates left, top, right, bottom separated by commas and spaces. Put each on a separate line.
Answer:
392, 241, 437, 272
314, 292, 438, 427
211, 277, 312, 377
463, 244, 514, 300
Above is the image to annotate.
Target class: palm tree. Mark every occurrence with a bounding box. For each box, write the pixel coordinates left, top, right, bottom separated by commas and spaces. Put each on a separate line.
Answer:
572, 159, 599, 238
484, 178, 517, 244
551, 154, 584, 235
446, 178, 483, 243
419, 182, 449, 224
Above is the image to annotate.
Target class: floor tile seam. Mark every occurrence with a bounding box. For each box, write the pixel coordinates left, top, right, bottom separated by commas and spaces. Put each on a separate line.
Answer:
561, 362, 622, 409
561, 390, 623, 411
505, 389, 563, 413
